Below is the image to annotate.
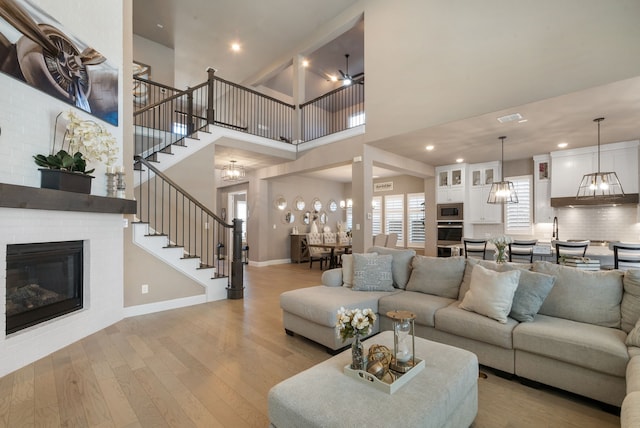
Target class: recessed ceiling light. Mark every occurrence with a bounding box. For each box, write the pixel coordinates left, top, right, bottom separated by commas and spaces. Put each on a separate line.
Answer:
497, 113, 524, 123
426, 145, 434, 151
156, 23, 164, 29
302, 59, 309, 67
456, 158, 464, 163
231, 42, 241, 52
518, 119, 528, 123
558, 142, 568, 148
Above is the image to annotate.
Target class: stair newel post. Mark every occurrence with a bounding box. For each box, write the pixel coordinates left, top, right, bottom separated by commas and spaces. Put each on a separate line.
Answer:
186, 88, 195, 135
206, 67, 215, 125
227, 218, 245, 299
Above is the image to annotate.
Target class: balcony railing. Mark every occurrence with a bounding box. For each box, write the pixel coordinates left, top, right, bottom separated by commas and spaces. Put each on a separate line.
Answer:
132, 70, 364, 162
300, 79, 365, 142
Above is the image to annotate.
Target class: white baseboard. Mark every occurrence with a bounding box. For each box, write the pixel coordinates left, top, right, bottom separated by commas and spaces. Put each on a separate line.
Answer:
249, 259, 291, 267
123, 294, 207, 317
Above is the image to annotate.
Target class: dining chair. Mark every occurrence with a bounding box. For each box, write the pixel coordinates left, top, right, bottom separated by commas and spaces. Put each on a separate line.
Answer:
373, 233, 387, 246
462, 238, 487, 260
612, 242, 640, 270
307, 232, 330, 269
336, 231, 351, 262
385, 233, 398, 248
553, 240, 589, 264
508, 239, 538, 263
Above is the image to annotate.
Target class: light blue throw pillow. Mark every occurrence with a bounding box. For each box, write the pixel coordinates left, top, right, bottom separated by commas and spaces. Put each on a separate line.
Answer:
352, 253, 395, 292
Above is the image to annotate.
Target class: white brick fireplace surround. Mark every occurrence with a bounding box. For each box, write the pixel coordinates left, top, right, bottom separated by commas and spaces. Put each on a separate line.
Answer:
0, 208, 124, 377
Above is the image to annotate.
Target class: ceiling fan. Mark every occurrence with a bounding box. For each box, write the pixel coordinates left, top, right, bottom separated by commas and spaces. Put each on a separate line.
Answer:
331, 54, 364, 85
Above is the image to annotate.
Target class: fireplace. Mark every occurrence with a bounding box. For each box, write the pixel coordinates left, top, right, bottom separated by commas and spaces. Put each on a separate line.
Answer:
6, 241, 84, 334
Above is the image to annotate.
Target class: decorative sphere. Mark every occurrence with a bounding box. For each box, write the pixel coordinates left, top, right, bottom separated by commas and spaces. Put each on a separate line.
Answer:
367, 344, 393, 369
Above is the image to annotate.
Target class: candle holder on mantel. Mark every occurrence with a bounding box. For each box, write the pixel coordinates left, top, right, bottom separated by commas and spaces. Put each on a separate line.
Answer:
387, 310, 417, 373
116, 166, 126, 198
106, 166, 117, 197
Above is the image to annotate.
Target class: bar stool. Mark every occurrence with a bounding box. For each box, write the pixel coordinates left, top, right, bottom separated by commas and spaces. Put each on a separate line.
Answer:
553, 240, 589, 264
463, 238, 487, 260
612, 242, 640, 270
508, 239, 538, 263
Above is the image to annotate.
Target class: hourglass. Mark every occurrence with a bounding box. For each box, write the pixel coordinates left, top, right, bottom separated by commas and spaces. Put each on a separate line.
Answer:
387, 310, 417, 373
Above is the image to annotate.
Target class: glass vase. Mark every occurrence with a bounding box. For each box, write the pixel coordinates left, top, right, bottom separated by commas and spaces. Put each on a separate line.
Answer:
351, 335, 366, 370
495, 246, 508, 263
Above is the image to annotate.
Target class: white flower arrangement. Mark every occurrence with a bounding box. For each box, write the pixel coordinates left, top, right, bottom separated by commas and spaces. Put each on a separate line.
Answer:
61, 109, 118, 167
336, 307, 376, 342
490, 235, 513, 249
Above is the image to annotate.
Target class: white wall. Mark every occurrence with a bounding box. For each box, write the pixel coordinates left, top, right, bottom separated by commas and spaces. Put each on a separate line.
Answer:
0, 0, 127, 376
133, 34, 175, 86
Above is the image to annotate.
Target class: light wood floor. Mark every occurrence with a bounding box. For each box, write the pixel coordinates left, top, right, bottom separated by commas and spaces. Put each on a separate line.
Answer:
0, 263, 621, 427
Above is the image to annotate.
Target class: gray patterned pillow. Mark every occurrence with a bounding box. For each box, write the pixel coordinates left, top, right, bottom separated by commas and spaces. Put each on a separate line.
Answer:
352, 253, 395, 291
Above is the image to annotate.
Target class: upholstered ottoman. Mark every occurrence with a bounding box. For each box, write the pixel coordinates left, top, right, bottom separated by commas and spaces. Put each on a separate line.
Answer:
268, 331, 478, 428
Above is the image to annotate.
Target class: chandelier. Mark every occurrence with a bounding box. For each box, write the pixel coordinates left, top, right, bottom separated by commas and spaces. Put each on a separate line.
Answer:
487, 136, 518, 204
221, 160, 245, 181
576, 117, 624, 199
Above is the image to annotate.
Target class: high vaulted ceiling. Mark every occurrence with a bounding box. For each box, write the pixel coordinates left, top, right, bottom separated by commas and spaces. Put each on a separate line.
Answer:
133, 1, 640, 179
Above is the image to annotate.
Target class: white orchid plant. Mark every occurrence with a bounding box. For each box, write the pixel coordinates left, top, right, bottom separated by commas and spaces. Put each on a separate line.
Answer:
34, 109, 118, 174
336, 307, 376, 342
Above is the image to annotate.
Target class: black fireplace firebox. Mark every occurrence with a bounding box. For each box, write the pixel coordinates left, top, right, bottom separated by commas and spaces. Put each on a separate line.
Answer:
6, 241, 83, 334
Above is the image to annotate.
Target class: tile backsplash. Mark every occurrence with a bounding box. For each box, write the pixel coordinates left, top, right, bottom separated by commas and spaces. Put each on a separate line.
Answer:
555, 205, 640, 242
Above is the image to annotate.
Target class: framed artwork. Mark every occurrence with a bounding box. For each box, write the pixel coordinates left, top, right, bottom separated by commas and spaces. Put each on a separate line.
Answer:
0, 0, 119, 125
133, 61, 150, 107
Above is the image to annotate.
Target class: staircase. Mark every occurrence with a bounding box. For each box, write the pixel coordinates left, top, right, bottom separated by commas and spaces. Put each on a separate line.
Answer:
132, 222, 227, 301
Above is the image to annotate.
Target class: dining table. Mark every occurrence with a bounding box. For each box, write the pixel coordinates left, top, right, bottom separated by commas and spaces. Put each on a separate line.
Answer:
307, 242, 352, 269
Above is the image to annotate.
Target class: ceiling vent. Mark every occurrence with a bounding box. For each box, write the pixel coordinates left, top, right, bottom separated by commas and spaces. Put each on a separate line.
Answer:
497, 113, 524, 123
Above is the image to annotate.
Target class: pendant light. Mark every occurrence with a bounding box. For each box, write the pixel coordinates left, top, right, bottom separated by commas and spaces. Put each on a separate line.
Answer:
487, 136, 518, 204
221, 160, 245, 181
576, 117, 625, 199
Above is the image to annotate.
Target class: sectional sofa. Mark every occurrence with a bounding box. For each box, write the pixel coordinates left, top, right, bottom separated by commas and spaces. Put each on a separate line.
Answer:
279, 246, 640, 421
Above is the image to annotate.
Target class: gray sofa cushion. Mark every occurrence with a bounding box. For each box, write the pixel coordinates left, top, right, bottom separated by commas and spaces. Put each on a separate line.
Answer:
628, 356, 640, 394
622, 269, 640, 333
513, 313, 629, 377
533, 261, 624, 328
378, 290, 455, 328
368, 246, 416, 289
280, 286, 398, 327
405, 255, 465, 298
500, 264, 556, 322
435, 301, 518, 349
321, 268, 343, 287
352, 254, 394, 291
627, 318, 640, 347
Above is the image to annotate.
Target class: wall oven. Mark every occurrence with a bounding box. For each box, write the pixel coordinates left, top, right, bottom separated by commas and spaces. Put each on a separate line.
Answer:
437, 203, 463, 221
437, 221, 463, 246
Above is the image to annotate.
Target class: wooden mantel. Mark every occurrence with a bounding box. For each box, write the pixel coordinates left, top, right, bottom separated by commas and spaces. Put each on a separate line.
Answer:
0, 183, 136, 214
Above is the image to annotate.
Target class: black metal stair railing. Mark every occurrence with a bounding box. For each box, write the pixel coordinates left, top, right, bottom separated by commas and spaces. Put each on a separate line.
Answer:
134, 76, 181, 110
299, 78, 365, 142
135, 156, 244, 298
133, 82, 209, 162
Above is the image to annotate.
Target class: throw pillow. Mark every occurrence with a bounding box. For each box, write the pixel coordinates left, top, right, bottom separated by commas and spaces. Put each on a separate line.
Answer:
368, 246, 416, 289
501, 264, 556, 322
342, 253, 377, 287
626, 317, 640, 347
622, 269, 640, 333
458, 258, 506, 300
459, 264, 521, 323
352, 253, 395, 292
533, 261, 624, 328
406, 255, 465, 298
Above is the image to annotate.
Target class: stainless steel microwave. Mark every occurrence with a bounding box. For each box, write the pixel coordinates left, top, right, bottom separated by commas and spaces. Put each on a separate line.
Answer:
437, 203, 463, 221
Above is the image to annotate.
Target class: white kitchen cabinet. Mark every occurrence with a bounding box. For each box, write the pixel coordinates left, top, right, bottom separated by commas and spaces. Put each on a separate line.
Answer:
551, 141, 639, 197
533, 154, 554, 223
436, 164, 466, 203
467, 161, 502, 223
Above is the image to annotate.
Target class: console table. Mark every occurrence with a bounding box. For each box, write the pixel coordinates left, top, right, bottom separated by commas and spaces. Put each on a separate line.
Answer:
290, 234, 309, 263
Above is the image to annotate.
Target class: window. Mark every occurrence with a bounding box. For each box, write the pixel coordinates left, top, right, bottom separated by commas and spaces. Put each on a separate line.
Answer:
348, 112, 365, 128
346, 206, 353, 231
407, 193, 425, 246
372, 196, 382, 236
384, 194, 404, 245
172, 122, 188, 135
505, 175, 532, 235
